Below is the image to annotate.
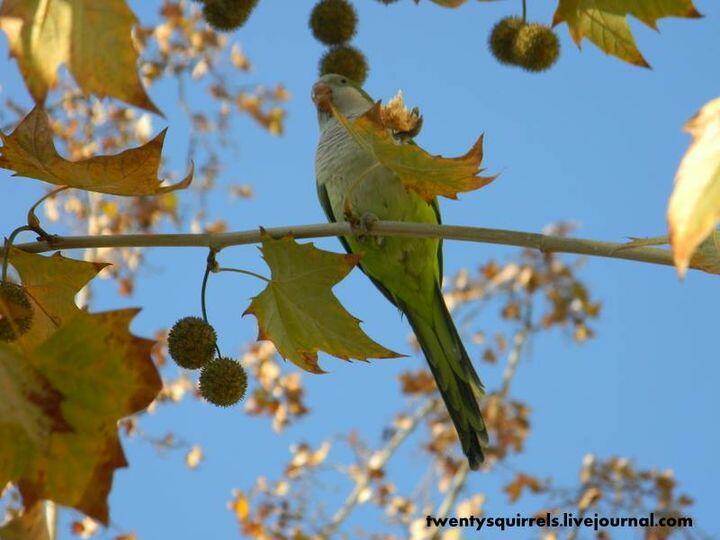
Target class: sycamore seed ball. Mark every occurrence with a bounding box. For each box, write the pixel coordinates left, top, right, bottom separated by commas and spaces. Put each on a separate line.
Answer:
0, 282, 34, 342
310, 0, 358, 46
168, 316, 217, 369
514, 23, 560, 72
488, 16, 525, 66
203, 0, 258, 31
199, 357, 248, 407
319, 45, 369, 85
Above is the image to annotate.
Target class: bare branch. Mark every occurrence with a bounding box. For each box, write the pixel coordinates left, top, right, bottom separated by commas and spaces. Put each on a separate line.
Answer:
5, 221, 701, 274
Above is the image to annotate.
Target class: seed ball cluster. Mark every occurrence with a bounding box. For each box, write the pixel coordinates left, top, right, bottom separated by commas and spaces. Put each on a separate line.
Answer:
202, 0, 259, 31
514, 23, 560, 72
489, 17, 524, 65
310, 0, 358, 45
319, 45, 369, 84
488, 17, 560, 72
310, 0, 369, 85
168, 316, 217, 369
199, 357, 248, 407
0, 282, 34, 342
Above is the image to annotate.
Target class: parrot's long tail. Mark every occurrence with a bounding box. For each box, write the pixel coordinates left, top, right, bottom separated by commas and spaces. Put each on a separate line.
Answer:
400, 285, 488, 470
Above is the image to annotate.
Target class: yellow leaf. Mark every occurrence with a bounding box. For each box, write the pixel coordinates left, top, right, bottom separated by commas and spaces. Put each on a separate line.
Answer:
0, 250, 161, 524
0, 0, 159, 113
553, 0, 702, 67
185, 445, 204, 470
0, 107, 193, 196
244, 234, 402, 373
331, 102, 494, 201
230, 491, 250, 522
578, 486, 602, 510
668, 97, 720, 277
0, 502, 53, 540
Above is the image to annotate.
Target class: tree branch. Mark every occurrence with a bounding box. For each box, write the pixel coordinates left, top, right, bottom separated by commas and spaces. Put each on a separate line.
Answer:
4, 221, 699, 274
318, 398, 440, 539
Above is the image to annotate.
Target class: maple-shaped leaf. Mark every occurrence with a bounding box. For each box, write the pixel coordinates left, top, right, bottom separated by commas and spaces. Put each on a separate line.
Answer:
552, 0, 702, 67
1, 250, 161, 524
7, 247, 108, 344
0, 0, 159, 113
330, 102, 494, 201
667, 97, 720, 277
0, 107, 192, 196
244, 234, 402, 373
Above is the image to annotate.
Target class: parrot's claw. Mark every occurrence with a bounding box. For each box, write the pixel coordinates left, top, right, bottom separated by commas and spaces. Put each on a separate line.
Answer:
346, 211, 378, 241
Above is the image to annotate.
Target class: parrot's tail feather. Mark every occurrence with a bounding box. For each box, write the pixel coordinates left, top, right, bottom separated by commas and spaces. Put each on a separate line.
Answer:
400, 286, 488, 470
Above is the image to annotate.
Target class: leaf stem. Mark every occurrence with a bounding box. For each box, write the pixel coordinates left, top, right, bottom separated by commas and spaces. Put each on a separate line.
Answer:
201, 249, 223, 359
215, 267, 270, 282
2, 225, 33, 282
26, 186, 69, 240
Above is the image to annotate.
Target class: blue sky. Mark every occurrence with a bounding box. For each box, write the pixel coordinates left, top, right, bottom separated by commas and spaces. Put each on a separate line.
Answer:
1, 0, 719, 538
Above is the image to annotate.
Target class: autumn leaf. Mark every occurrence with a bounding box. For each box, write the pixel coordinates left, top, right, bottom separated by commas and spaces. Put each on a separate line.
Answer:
428, 0, 468, 7
0, 250, 161, 524
7, 247, 108, 344
244, 233, 402, 373
330, 102, 494, 201
552, 0, 702, 67
503, 472, 545, 503
0, 107, 193, 196
668, 97, 720, 277
0, 0, 159, 113
0, 502, 53, 540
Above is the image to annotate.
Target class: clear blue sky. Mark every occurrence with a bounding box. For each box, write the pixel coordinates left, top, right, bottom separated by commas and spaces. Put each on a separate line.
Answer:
1, 0, 718, 538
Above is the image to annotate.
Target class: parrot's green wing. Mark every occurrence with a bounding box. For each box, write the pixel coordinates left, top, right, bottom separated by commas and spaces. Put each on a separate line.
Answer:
316, 181, 353, 255
317, 181, 405, 307
316, 182, 445, 299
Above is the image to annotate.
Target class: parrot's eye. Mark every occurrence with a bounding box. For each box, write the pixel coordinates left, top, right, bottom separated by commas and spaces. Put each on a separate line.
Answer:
340, 78, 347, 84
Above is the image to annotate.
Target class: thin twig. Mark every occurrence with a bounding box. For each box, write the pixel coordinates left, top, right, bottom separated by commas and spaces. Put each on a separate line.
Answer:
499, 309, 533, 398
6, 221, 699, 275
318, 398, 440, 539
430, 461, 471, 540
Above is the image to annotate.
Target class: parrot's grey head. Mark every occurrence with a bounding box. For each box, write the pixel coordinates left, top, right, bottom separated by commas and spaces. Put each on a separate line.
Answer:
312, 73, 374, 126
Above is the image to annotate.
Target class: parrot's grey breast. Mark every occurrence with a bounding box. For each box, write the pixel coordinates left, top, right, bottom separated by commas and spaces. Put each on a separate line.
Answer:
315, 118, 370, 188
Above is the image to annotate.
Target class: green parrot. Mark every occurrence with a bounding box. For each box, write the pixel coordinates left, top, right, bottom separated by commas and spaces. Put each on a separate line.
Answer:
312, 73, 488, 469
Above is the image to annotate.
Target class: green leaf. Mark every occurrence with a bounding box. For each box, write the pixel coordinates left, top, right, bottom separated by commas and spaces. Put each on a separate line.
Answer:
552, 0, 702, 67
244, 233, 403, 373
0, 107, 193, 196
0, 0, 159, 113
330, 102, 494, 201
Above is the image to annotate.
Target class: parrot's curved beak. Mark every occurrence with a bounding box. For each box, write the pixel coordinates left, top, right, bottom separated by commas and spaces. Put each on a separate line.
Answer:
312, 82, 333, 112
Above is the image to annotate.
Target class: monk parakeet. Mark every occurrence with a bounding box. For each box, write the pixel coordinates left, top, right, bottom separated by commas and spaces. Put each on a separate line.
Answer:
312, 74, 488, 469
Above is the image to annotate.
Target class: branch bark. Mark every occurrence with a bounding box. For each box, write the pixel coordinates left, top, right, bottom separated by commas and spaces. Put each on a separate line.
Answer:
5, 221, 700, 274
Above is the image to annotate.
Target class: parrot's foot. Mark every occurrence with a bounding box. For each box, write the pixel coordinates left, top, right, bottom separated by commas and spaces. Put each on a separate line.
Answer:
345, 211, 378, 241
